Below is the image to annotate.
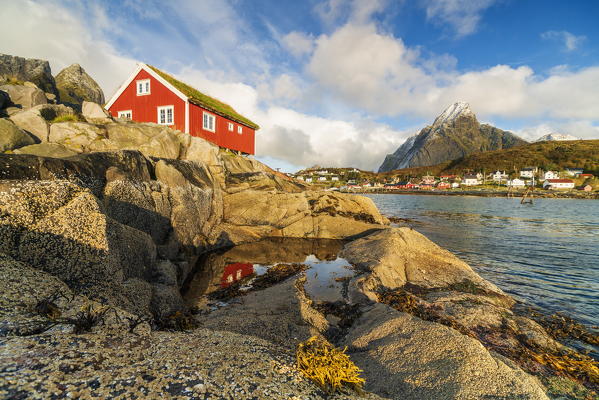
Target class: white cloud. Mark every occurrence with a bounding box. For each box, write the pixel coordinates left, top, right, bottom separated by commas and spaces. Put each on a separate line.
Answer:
258, 107, 409, 170
516, 121, 599, 142
281, 31, 315, 58
541, 30, 586, 52
0, 0, 137, 96
308, 24, 429, 115
307, 22, 599, 122
424, 0, 496, 38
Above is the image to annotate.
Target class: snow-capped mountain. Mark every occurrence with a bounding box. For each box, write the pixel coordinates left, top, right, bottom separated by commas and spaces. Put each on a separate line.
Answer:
378, 102, 528, 172
536, 133, 580, 142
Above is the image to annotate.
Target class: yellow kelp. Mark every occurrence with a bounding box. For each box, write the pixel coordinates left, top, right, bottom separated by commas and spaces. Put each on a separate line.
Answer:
296, 336, 365, 394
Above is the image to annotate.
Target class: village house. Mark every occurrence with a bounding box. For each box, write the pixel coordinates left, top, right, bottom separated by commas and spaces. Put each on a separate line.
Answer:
318, 176, 327, 181
305, 177, 313, 183
578, 173, 594, 179
543, 179, 575, 190
421, 175, 436, 185
565, 168, 584, 176
105, 63, 259, 155
331, 176, 339, 181
520, 167, 536, 178
491, 171, 508, 182
451, 182, 461, 188
436, 181, 451, 189
462, 174, 480, 186
580, 184, 593, 192
543, 171, 559, 180
439, 174, 457, 181
507, 178, 526, 187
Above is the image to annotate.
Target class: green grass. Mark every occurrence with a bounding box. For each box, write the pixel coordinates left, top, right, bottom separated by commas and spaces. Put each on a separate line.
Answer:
51, 114, 80, 123
147, 65, 259, 130
2, 76, 26, 85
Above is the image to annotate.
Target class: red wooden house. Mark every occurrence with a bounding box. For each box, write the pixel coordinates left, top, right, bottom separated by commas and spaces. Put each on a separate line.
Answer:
105, 63, 259, 155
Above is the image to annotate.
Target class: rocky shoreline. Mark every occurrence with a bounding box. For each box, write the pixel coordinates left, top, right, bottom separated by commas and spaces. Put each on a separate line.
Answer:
1, 55, 597, 399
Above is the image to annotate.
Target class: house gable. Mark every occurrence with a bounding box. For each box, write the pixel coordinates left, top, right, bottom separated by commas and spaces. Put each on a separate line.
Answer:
106, 68, 186, 132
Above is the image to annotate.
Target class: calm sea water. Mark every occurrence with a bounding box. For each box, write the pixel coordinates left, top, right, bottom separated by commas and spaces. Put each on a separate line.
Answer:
365, 194, 599, 328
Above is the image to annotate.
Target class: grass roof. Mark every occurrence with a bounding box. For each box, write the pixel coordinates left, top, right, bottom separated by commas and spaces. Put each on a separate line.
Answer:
147, 65, 259, 130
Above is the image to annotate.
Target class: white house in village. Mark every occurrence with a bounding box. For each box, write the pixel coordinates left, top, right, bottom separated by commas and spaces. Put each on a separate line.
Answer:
462, 174, 480, 186
543, 171, 559, 180
318, 176, 327, 181
507, 178, 526, 187
543, 179, 575, 190
331, 176, 339, 181
305, 177, 313, 183
492, 171, 509, 182
565, 168, 584, 176
520, 167, 536, 178
451, 182, 460, 188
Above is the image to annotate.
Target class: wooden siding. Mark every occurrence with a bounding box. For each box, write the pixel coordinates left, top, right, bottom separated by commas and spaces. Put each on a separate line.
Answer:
189, 103, 255, 154
107, 69, 186, 131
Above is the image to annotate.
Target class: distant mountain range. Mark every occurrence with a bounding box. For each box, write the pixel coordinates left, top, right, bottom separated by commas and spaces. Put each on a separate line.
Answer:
378, 102, 527, 172
536, 133, 580, 142
377, 139, 599, 178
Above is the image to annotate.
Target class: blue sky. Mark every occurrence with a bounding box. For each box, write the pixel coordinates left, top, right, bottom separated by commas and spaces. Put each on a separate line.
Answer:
2, 0, 599, 171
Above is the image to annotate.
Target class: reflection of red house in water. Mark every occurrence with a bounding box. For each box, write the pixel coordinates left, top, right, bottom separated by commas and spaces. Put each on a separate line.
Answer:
221, 263, 254, 287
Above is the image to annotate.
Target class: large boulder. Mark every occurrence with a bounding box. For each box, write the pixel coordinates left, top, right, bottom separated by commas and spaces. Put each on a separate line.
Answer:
0, 83, 47, 108
0, 54, 58, 96
55, 64, 104, 109
105, 122, 183, 159
0, 118, 35, 152
223, 190, 387, 242
10, 103, 75, 141
48, 121, 107, 152
0, 180, 160, 315
182, 134, 221, 166
221, 153, 307, 193
340, 227, 505, 299
13, 143, 78, 158
0, 253, 141, 336
9, 108, 48, 141
343, 304, 548, 400
81, 101, 112, 123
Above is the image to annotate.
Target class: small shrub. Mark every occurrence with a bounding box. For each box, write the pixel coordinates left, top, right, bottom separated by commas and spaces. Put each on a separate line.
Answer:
296, 336, 365, 394
71, 303, 112, 334
51, 114, 79, 123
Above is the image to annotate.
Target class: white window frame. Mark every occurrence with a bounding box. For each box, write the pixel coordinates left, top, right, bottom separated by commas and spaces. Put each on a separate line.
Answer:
203, 112, 216, 132
136, 79, 150, 95
157, 105, 174, 125
117, 110, 132, 119
237, 125, 243, 134
228, 122, 234, 131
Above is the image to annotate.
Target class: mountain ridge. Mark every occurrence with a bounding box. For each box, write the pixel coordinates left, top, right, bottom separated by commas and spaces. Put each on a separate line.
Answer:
378, 102, 528, 172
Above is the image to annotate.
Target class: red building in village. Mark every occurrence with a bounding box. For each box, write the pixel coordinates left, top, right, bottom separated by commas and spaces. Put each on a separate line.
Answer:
105, 63, 259, 155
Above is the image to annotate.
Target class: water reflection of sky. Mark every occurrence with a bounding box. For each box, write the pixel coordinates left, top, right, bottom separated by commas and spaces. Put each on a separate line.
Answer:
185, 238, 352, 305
366, 194, 599, 327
